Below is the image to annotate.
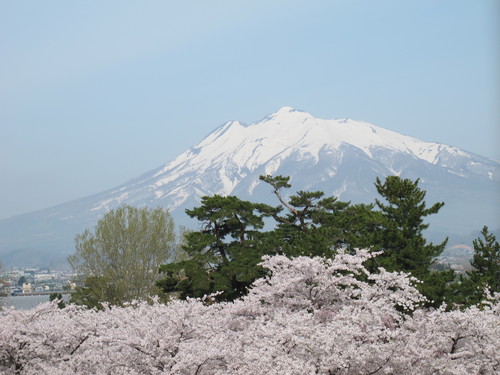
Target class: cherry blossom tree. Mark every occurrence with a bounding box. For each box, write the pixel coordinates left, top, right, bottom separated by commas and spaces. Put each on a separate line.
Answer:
1, 250, 498, 374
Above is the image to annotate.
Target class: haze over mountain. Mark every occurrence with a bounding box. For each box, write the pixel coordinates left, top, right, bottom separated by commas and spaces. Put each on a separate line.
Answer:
1, 107, 498, 267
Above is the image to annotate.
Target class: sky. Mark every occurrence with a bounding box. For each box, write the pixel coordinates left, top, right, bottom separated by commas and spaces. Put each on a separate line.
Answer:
0, 0, 498, 221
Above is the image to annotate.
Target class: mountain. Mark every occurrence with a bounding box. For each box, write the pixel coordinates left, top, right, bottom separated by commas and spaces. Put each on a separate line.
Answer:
1, 106, 499, 267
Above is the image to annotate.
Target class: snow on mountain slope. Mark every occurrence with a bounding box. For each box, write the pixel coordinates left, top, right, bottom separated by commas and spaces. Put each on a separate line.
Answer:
0, 107, 498, 265
88, 106, 497, 214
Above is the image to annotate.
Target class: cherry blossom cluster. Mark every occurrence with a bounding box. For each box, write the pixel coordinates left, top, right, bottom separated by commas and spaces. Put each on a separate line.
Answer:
1, 250, 498, 374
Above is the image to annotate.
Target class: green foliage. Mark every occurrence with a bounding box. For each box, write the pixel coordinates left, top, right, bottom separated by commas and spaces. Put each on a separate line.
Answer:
171, 226, 192, 263
49, 293, 66, 309
158, 195, 275, 301
370, 176, 452, 307
158, 175, 458, 306
17, 276, 26, 287
372, 176, 447, 277
69, 205, 176, 308
259, 175, 377, 256
69, 276, 111, 310
159, 176, 379, 301
469, 226, 500, 291
454, 226, 500, 308
260, 175, 347, 257
418, 269, 457, 309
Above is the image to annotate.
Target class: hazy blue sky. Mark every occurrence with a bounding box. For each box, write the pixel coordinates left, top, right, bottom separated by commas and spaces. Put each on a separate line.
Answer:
1, 0, 498, 220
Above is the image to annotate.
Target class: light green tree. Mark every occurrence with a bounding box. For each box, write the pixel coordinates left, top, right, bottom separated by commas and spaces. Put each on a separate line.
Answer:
69, 205, 176, 308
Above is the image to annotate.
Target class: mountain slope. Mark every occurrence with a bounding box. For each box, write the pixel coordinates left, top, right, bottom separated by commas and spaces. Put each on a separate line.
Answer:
1, 107, 498, 266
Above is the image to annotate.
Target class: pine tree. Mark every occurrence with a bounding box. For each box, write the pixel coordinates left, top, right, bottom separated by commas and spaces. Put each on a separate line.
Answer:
373, 176, 447, 276
455, 226, 500, 306
450, 227, 500, 308
259, 175, 374, 257
373, 176, 451, 306
158, 176, 374, 301
157, 195, 276, 301
468, 226, 500, 291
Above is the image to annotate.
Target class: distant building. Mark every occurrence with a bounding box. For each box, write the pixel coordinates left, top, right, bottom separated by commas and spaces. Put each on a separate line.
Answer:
22, 282, 33, 293
0, 280, 11, 296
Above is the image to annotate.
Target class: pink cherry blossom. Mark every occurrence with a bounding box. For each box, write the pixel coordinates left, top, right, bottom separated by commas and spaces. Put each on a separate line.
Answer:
1, 250, 498, 374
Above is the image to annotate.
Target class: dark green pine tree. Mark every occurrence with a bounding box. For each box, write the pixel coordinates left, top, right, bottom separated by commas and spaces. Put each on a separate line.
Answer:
456, 226, 500, 307
468, 226, 500, 292
259, 175, 353, 257
451, 227, 500, 309
157, 195, 276, 301
373, 176, 453, 307
373, 176, 447, 276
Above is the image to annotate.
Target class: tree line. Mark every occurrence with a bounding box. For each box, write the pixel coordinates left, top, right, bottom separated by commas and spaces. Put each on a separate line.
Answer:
67, 175, 500, 310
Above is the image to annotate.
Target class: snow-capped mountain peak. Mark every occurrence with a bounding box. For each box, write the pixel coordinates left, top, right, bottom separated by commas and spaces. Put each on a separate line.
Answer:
166, 107, 471, 173
89, 107, 497, 216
